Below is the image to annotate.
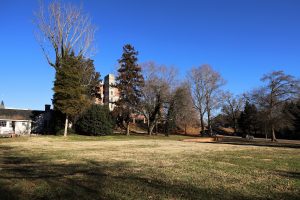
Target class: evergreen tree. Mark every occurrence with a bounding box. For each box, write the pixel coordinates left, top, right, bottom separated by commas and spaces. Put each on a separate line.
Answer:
53, 52, 100, 136
238, 101, 259, 136
115, 44, 144, 135
282, 99, 300, 138
294, 100, 300, 134
292, 100, 300, 137
75, 105, 114, 136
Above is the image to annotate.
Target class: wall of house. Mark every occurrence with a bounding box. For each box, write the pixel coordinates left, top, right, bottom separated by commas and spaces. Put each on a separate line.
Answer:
14, 121, 31, 134
0, 120, 13, 134
0, 120, 31, 135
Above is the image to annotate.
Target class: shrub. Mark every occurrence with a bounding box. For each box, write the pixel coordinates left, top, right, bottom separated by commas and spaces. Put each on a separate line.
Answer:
75, 105, 114, 135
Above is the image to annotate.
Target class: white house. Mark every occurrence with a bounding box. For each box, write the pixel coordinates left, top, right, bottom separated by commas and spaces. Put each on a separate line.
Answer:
0, 119, 31, 135
0, 105, 52, 135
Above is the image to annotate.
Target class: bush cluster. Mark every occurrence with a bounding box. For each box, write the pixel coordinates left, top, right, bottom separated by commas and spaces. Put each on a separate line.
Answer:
75, 105, 114, 135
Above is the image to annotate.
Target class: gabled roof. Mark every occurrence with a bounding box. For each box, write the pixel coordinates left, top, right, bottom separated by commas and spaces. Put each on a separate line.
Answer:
0, 109, 44, 120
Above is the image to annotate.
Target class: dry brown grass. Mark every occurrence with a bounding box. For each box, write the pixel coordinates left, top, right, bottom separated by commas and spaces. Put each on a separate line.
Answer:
0, 135, 299, 200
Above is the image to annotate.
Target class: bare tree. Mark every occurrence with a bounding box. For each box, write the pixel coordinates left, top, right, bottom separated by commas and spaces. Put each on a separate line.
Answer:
252, 70, 300, 141
34, 0, 96, 70
221, 92, 244, 133
189, 65, 225, 135
204, 68, 225, 135
140, 62, 177, 135
188, 67, 206, 134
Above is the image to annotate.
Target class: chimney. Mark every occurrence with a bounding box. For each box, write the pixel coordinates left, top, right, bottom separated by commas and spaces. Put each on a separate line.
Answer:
45, 104, 51, 112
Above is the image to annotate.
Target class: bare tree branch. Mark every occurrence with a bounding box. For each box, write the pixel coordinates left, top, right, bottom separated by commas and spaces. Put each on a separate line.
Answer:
252, 70, 300, 141
33, 0, 96, 70
188, 65, 225, 135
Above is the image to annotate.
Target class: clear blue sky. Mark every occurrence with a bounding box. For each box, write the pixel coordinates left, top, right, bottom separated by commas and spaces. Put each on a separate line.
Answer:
0, 0, 299, 110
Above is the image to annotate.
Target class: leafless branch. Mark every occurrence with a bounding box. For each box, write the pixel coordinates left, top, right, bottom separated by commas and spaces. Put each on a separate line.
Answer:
33, 0, 96, 70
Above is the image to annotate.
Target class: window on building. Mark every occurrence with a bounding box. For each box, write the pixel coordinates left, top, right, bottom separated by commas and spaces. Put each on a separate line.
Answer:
22, 122, 27, 126
0, 121, 6, 127
111, 91, 113, 95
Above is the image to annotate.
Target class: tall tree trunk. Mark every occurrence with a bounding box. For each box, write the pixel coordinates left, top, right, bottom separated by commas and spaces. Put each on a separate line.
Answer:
147, 116, 150, 130
150, 125, 155, 136
126, 122, 130, 136
148, 122, 155, 136
265, 123, 268, 141
207, 109, 212, 136
271, 125, 277, 142
200, 112, 205, 135
164, 120, 169, 136
165, 123, 169, 137
64, 115, 68, 137
233, 118, 237, 133
209, 124, 212, 136
146, 116, 151, 135
148, 126, 151, 136
185, 124, 187, 135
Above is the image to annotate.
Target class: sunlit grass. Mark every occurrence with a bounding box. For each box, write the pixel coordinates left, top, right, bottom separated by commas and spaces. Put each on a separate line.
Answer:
0, 135, 299, 199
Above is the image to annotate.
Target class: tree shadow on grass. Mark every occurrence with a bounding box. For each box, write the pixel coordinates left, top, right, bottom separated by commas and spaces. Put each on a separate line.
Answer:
0, 145, 108, 200
275, 170, 300, 180
213, 138, 300, 149
0, 145, 299, 200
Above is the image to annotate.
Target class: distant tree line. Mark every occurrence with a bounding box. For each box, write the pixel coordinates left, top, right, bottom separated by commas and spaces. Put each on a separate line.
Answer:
34, 1, 300, 141
216, 71, 300, 141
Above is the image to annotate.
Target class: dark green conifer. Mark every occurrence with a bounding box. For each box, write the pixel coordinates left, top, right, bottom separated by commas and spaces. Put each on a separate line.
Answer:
115, 44, 144, 135
238, 101, 259, 135
53, 52, 100, 136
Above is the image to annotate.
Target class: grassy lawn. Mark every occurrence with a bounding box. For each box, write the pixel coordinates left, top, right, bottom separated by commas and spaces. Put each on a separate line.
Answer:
0, 135, 299, 200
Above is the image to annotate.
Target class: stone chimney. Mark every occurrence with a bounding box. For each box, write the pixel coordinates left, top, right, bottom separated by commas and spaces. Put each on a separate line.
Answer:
45, 104, 51, 112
